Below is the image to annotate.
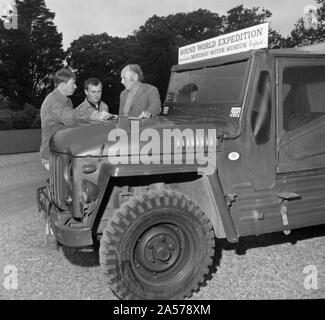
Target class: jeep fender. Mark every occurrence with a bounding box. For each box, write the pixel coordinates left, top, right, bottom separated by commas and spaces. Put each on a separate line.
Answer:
89, 163, 238, 242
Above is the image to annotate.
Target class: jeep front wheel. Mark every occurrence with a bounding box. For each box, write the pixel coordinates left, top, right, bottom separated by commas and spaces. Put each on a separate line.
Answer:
99, 190, 215, 300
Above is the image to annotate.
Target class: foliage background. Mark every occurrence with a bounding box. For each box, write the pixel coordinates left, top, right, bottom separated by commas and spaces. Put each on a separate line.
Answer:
0, 0, 325, 129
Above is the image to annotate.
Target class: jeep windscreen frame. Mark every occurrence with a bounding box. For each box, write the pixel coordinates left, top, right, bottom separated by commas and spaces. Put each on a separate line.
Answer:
165, 59, 250, 107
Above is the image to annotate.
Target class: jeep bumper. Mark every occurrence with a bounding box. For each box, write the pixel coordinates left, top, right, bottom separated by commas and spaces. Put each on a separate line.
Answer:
36, 186, 93, 247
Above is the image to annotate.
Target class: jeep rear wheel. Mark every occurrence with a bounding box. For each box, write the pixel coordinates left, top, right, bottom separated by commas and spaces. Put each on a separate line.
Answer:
99, 190, 215, 300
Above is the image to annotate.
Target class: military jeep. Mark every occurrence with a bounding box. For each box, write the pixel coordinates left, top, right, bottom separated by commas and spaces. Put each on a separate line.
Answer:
37, 46, 325, 300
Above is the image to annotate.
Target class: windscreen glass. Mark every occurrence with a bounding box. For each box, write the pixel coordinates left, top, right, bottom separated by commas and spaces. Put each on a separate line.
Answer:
166, 60, 248, 106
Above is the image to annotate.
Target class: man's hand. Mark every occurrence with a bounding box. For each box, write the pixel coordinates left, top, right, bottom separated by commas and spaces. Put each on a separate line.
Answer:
91, 111, 113, 121
138, 111, 151, 119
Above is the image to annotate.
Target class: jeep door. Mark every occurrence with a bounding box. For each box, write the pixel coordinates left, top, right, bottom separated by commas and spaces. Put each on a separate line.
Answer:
276, 57, 325, 227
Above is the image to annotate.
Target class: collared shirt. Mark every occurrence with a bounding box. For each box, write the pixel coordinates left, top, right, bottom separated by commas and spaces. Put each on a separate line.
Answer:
75, 98, 109, 119
40, 88, 76, 160
121, 83, 141, 115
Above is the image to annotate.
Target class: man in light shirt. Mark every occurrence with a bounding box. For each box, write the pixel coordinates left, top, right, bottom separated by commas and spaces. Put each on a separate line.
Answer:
119, 64, 161, 118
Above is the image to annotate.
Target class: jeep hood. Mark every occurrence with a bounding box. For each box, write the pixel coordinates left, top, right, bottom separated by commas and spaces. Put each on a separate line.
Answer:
50, 116, 236, 157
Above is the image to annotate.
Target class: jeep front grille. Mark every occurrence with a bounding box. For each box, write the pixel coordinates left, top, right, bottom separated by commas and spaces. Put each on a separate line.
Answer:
49, 152, 69, 210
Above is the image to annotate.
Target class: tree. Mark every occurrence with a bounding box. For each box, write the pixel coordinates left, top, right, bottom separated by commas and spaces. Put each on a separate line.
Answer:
132, 10, 224, 100
0, 0, 64, 107
269, 29, 288, 49
223, 5, 287, 48
166, 9, 224, 45
223, 5, 272, 32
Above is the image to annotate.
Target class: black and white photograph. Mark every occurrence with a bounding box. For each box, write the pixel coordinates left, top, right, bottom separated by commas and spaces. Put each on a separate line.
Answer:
0, 0, 325, 304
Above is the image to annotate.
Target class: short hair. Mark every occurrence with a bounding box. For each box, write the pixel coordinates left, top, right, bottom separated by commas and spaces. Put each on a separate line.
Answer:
125, 64, 144, 82
84, 77, 102, 90
53, 68, 76, 87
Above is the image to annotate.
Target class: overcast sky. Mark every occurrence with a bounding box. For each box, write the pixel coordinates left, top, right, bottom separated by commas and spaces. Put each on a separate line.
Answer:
43, 0, 319, 49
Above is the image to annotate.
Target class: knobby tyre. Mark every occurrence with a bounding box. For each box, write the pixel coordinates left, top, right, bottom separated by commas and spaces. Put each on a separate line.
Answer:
99, 190, 215, 300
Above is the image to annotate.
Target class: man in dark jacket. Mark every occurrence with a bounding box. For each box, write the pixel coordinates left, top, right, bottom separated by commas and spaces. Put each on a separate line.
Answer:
119, 64, 161, 118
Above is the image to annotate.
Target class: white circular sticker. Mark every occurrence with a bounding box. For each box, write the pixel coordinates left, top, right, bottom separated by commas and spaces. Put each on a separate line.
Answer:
228, 152, 240, 161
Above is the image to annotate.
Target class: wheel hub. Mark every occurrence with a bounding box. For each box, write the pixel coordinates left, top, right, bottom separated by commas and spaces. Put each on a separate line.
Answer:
135, 225, 182, 273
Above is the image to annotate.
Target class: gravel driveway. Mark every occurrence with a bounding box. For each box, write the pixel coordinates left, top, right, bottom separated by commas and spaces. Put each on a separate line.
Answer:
0, 153, 324, 300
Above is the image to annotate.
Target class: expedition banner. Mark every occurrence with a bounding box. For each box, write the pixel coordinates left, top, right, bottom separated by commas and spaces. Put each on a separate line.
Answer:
178, 23, 269, 64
